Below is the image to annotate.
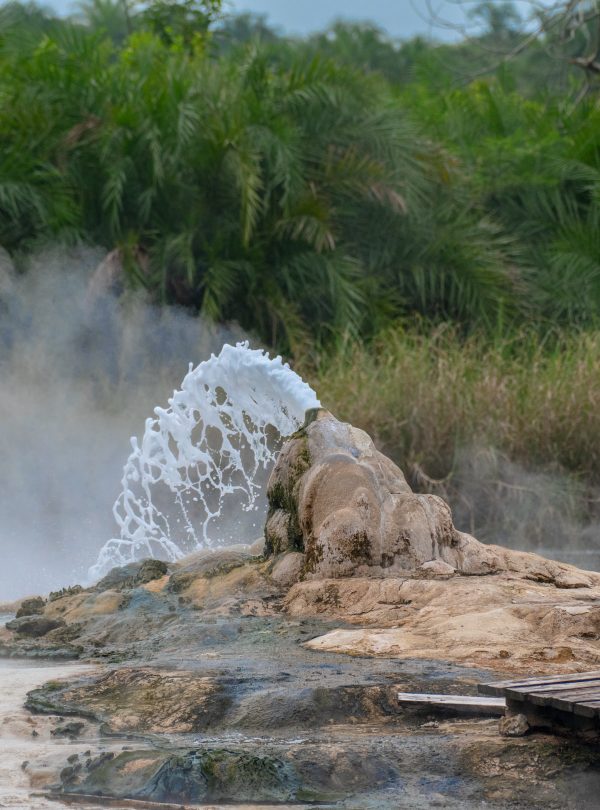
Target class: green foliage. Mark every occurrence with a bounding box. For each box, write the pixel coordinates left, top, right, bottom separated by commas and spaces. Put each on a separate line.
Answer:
3, 3, 600, 350
0, 7, 524, 350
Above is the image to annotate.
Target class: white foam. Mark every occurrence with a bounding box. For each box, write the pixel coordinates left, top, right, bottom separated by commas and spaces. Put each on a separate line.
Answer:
90, 342, 319, 579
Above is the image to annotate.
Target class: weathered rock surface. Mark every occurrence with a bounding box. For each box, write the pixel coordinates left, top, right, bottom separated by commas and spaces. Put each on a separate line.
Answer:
291, 574, 600, 671
16, 596, 46, 618
27, 667, 228, 734
266, 409, 600, 588
94, 558, 169, 592
5, 615, 65, 638
61, 748, 300, 803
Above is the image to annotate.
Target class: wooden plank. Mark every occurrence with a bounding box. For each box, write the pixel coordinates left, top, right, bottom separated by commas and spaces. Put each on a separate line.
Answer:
572, 699, 600, 719
479, 671, 600, 697
504, 679, 600, 702
397, 692, 505, 715
547, 691, 600, 716
538, 687, 600, 713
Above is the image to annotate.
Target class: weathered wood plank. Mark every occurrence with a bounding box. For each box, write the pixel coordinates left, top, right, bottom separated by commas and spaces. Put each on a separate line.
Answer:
479, 671, 600, 696
504, 680, 600, 704
572, 699, 600, 719
397, 692, 506, 715
535, 687, 600, 713
480, 670, 600, 728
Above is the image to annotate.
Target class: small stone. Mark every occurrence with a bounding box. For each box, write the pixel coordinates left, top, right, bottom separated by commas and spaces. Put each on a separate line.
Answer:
5, 615, 65, 638
60, 763, 82, 784
135, 558, 169, 585
51, 721, 85, 738
499, 713, 529, 737
418, 559, 456, 576
16, 596, 46, 618
271, 552, 305, 587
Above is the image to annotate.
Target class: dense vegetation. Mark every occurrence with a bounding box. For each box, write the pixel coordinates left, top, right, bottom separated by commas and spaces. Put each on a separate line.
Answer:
2, 0, 600, 502
4, 0, 600, 348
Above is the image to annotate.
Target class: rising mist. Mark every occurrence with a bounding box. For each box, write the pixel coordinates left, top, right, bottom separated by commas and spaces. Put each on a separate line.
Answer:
0, 247, 245, 601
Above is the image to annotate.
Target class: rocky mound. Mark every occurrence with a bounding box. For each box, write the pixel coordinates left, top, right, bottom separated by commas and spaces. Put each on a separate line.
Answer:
261, 409, 600, 671
266, 409, 600, 587
3, 408, 600, 675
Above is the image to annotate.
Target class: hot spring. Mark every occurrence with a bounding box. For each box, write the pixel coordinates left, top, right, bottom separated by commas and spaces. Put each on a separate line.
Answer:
90, 342, 320, 580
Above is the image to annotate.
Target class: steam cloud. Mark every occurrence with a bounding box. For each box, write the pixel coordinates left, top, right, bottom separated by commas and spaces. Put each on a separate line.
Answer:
431, 446, 600, 573
0, 246, 245, 601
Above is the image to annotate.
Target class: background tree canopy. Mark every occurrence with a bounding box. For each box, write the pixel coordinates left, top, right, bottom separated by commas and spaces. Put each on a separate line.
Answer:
2, 0, 600, 352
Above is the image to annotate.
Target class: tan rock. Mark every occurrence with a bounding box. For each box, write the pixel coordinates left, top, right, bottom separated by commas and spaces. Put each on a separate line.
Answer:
270, 553, 305, 588
418, 559, 455, 576
499, 713, 529, 737
52, 668, 224, 733
288, 573, 600, 673
265, 410, 600, 590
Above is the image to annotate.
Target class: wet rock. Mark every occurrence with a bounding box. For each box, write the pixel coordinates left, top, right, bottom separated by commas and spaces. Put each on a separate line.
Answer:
28, 667, 230, 733
140, 749, 297, 804
51, 721, 85, 738
16, 596, 46, 618
499, 713, 529, 737
95, 559, 168, 592
266, 409, 600, 588
59, 748, 298, 803
6, 615, 65, 638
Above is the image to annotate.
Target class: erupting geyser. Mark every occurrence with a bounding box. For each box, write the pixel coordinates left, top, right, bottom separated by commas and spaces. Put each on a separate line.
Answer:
90, 343, 320, 579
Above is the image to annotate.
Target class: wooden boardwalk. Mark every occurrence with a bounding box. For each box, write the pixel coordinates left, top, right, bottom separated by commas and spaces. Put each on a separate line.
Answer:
397, 692, 506, 715
479, 670, 600, 736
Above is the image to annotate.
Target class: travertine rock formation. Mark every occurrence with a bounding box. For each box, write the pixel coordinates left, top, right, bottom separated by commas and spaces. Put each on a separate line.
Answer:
265, 409, 600, 588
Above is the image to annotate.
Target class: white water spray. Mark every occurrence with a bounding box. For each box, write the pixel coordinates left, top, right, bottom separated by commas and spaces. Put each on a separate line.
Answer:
90, 343, 319, 579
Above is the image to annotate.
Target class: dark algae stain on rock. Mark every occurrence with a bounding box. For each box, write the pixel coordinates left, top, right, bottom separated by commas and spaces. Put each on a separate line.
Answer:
15, 596, 46, 617
5, 615, 65, 637
94, 558, 168, 592
138, 749, 297, 803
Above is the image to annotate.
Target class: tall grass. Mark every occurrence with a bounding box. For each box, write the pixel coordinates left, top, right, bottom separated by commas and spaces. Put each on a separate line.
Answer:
306, 328, 600, 484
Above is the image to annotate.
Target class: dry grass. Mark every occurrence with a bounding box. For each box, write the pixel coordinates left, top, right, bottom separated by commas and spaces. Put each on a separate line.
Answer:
304, 328, 600, 484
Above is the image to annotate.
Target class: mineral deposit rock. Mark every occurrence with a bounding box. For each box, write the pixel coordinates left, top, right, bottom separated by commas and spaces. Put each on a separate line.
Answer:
16, 596, 46, 618
265, 409, 600, 587
5, 615, 65, 638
